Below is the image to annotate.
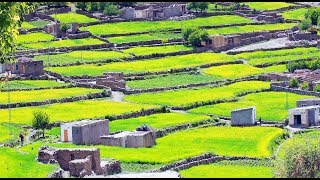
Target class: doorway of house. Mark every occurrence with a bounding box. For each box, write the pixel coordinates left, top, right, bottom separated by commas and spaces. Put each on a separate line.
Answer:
294, 115, 302, 125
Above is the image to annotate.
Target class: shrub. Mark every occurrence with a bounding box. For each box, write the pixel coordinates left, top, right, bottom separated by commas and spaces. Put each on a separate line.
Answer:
305, 7, 320, 25
103, 2, 121, 16
87, 2, 99, 12
289, 78, 299, 88
299, 19, 312, 31
60, 23, 70, 32
76, 2, 86, 10
300, 82, 309, 90
313, 84, 320, 92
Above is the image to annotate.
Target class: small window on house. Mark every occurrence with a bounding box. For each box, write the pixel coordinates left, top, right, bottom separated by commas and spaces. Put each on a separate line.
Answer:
15, 64, 18, 70
316, 103, 319, 106
302, 104, 306, 107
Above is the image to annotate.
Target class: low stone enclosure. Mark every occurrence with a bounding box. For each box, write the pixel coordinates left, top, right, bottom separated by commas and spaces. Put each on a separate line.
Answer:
96, 72, 126, 91
37, 146, 121, 178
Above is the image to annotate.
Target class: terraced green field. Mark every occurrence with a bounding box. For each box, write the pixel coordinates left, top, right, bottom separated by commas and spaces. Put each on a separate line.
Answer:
0, 80, 69, 90
49, 53, 236, 76
124, 81, 270, 106
0, 147, 57, 178
207, 23, 296, 35
235, 47, 320, 66
33, 50, 131, 66
80, 15, 253, 35
189, 91, 314, 121
243, 2, 296, 10
180, 161, 273, 178
202, 64, 287, 79
20, 126, 283, 164
0, 87, 101, 104
127, 73, 222, 89
50, 12, 98, 24
107, 32, 183, 44
109, 112, 211, 132
20, 20, 51, 29
0, 123, 24, 143
0, 99, 158, 124
17, 32, 55, 44
20, 38, 105, 49
280, 8, 308, 20
123, 45, 193, 56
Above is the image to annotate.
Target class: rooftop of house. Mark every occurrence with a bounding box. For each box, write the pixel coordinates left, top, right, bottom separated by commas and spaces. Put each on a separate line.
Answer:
290, 105, 320, 110
61, 119, 108, 127
231, 106, 256, 113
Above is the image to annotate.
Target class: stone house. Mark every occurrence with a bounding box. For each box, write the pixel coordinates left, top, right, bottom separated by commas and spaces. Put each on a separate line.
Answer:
60, 119, 109, 145
202, 35, 242, 51
2, 57, 44, 76
96, 72, 126, 91
231, 107, 256, 126
288, 106, 320, 127
45, 21, 61, 38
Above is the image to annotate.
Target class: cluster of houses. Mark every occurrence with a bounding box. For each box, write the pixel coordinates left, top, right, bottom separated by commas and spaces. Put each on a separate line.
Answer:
0, 57, 44, 77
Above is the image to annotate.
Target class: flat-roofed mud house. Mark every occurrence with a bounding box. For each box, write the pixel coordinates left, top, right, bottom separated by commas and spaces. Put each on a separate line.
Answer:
2, 57, 44, 76
231, 107, 256, 126
288, 98, 320, 127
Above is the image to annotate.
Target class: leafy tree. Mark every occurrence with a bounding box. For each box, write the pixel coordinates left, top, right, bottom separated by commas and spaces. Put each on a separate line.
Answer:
60, 23, 70, 32
87, 2, 99, 12
300, 82, 309, 90
313, 84, 320, 92
187, 2, 198, 11
182, 26, 208, 47
182, 26, 197, 41
289, 78, 299, 88
75, 2, 86, 10
305, 8, 320, 25
98, 2, 107, 11
0, 2, 36, 63
103, 2, 121, 16
197, 2, 209, 12
32, 111, 50, 137
299, 19, 312, 31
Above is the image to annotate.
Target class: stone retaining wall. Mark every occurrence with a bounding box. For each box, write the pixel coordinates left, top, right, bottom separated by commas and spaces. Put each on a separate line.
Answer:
270, 84, 320, 97
42, 7, 71, 15
0, 89, 110, 109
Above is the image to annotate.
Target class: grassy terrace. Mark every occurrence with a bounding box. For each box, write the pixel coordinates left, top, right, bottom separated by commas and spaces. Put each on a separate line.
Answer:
109, 112, 211, 132
20, 20, 51, 29
122, 45, 193, 56
80, 15, 253, 35
50, 12, 98, 24
207, 23, 296, 35
243, 2, 296, 11
0, 80, 69, 90
17, 32, 55, 44
124, 81, 270, 107
0, 87, 101, 104
20, 38, 105, 49
189, 92, 314, 122
234, 47, 320, 66
0, 147, 57, 178
127, 73, 221, 89
202, 64, 286, 79
107, 32, 183, 44
34, 50, 131, 66
180, 161, 273, 178
0, 123, 24, 143
280, 8, 308, 20
0, 99, 158, 124
20, 126, 283, 164
49, 52, 236, 76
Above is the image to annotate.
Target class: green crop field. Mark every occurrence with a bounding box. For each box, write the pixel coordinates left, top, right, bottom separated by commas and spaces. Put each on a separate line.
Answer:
207, 23, 296, 35
0, 123, 24, 143
20, 20, 51, 29
123, 45, 193, 56
107, 32, 183, 44
20, 38, 105, 49
38, 126, 283, 163
189, 91, 314, 121
0, 80, 69, 90
180, 162, 273, 178
243, 2, 296, 10
109, 112, 211, 132
280, 8, 308, 20
0, 87, 101, 104
202, 64, 287, 79
49, 52, 236, 76
33, 50, 131, 66
124, 81, 270, 106
0, 147, 57, 178
50, 12, 98, 24
127, 73, 222, 89
80, 15, 253, 35
17, 32, 55, 44
0, 99, 158, 124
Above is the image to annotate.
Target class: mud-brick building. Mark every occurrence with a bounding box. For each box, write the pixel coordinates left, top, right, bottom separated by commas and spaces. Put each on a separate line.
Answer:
2, 57, 44, 76
288, 106, 320, 127
231, 107, 256, 126
96, 72, 126, 91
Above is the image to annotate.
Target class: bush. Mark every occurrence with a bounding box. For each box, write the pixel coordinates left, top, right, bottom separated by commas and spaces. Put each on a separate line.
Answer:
87, 2, 99, 12
300, 82, 309, 90
103, 2, 121, 16
313, 84, 320, 92
305, 7, 320, 25
299, 19, 312, 31
76, 2, 86, 10
289, 78, 299, 88
60, 23, 70, 32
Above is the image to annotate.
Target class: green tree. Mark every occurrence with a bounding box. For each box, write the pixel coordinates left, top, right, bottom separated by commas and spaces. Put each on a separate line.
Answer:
182, 26, 197, 41
187, 2, 198, 11
198, 2, 209, 12
313, 84, 320, 92
75, 2, 86, 10
87, 2, 99, 12
98, 2, 106, 11
0, 2, 36, 63
103, 2, 120, 16
188, 28, 209, 47
299, 19, 312, 31
289, 78, 299, 88
305, 8, 320, 25
60, 23, 70, 32
32, 111, 50, 137
300, 82, 309, 90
